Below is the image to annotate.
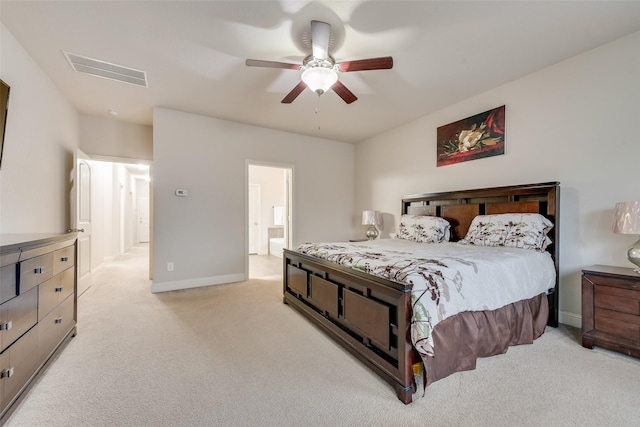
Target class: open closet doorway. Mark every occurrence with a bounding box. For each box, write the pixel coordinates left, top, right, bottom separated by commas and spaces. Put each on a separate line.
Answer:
247, 163, 292, 279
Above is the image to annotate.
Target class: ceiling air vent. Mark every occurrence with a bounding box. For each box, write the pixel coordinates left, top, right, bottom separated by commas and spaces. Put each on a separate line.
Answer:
63, 51, 148, 87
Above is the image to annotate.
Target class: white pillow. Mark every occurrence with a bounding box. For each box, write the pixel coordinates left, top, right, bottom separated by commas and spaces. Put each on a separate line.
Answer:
396, 215, 450, 243
459, 213, 553, 251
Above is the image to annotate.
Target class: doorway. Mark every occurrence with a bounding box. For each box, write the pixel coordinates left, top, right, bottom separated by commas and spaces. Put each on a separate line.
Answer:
71, 153, 152, 294
247, 163, 292, 279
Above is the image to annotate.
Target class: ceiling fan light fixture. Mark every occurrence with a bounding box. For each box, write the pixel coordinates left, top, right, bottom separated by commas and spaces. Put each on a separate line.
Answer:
301, 66, 338, 95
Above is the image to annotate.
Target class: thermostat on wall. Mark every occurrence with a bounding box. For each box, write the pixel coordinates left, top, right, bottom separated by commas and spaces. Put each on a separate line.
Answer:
175, 189, 188, 197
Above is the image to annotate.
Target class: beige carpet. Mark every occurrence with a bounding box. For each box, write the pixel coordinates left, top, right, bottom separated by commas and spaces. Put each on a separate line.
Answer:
6, 245, 640, 426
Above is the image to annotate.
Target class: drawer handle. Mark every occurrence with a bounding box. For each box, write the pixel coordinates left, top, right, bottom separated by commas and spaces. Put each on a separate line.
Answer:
0, 321, 12, 331
55, 317, 63, 324
60, 256, 69, 262
55, 286, 64, 293
1, 367, 14, 379
34, 267, 44, 274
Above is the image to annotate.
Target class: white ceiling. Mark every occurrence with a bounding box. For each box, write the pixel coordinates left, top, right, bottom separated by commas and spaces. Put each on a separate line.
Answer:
2, 1, 640, 144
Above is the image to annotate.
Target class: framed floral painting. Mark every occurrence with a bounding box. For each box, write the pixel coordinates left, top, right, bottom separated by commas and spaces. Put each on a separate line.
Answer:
436, 105, 505, 167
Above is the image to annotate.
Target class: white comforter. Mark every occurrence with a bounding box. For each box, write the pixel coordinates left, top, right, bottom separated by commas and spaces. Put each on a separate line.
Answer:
295, 239, 556, 356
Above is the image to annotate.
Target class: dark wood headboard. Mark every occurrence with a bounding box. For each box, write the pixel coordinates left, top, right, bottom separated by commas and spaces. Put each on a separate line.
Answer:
401, 181, 560, 326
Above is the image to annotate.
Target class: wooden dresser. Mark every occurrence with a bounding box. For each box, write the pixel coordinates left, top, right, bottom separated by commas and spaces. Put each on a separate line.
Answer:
0, 233, 77, 423
581, 265, 640, 358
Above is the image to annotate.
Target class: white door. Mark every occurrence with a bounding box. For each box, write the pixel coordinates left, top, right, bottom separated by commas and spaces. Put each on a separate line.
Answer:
138, 196, 150, 243
71, 148, 93, 296
248, 184, 261, 254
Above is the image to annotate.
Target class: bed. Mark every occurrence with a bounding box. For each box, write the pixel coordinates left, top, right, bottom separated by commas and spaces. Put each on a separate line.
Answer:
282, 182, 559, 404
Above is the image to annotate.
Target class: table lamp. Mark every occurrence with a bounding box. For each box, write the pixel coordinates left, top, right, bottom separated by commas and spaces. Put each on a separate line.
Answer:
362, 210, 381, 240
613, 201, 640, 272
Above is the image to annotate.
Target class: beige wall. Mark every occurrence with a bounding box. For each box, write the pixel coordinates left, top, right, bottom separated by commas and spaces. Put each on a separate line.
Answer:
151, 107, 355, 292
0, 24, 79, 234
354, 30, 640, 327
79, 115, 152, 161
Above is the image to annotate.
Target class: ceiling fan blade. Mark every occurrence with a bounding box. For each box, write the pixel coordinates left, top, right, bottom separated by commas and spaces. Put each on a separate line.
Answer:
311, 20, 331, 60
336, 56, 393, 72
246, 59, 301, 70
281, 81, 307, 104
332, 80, 357, 104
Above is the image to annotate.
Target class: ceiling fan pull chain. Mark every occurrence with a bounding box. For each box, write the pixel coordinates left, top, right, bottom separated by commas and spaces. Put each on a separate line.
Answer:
315, 98, 321, 131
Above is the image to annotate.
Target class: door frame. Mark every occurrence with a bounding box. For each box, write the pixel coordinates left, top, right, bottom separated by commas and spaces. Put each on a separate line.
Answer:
248, 183, 261, 254
70, 154, 153, 282
245, 160, 293, 279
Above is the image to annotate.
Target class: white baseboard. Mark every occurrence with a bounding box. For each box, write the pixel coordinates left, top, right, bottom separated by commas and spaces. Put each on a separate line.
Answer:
150, 273, 246, 293
90, 263, 105, 276
559, 310, 581, 328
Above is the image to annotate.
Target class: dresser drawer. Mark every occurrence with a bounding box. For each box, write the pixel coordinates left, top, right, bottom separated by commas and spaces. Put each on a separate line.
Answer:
0, 264, 17, 305
0, 287, 38, 352
58, 294, 75, 340
38, 268, 75, 321
53, 245, 75, 276
19, 253, 54, 294
0, 326, 39, 411
38, 294, 75, 361
594, 285, 640, 316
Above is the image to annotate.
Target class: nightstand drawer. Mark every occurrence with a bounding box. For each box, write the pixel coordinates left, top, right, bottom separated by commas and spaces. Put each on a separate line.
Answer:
594, 308, 640, 342
582, 265, 640, 358
594, 286, 640, 316
588, 274, 640, 290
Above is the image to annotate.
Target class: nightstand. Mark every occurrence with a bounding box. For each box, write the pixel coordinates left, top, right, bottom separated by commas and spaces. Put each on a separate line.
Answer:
581, 265, 640, 358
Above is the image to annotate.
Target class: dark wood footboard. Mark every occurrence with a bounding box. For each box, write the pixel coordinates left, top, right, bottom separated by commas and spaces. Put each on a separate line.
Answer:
283, 249, 419, 404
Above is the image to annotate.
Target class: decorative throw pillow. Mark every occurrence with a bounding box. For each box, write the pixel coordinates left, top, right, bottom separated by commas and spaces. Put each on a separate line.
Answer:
459, 213, 553, 251
396, 215, 450, 243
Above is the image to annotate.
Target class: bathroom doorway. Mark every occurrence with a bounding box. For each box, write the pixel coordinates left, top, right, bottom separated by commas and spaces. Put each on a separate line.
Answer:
247, 163, 292, 279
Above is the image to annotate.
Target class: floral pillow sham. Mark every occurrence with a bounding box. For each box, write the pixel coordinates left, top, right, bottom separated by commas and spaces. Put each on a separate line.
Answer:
396, 214, 450, 243
459, 213, 553, 251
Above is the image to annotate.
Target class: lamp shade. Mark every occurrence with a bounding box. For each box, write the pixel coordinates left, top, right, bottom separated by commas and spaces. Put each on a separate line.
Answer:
613, 201, 640, 234
301, 67, 338, 94
362, 210, 381, 226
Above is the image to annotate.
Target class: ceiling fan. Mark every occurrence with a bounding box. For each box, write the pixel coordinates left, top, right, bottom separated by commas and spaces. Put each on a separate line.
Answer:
245, 20, 393, 104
